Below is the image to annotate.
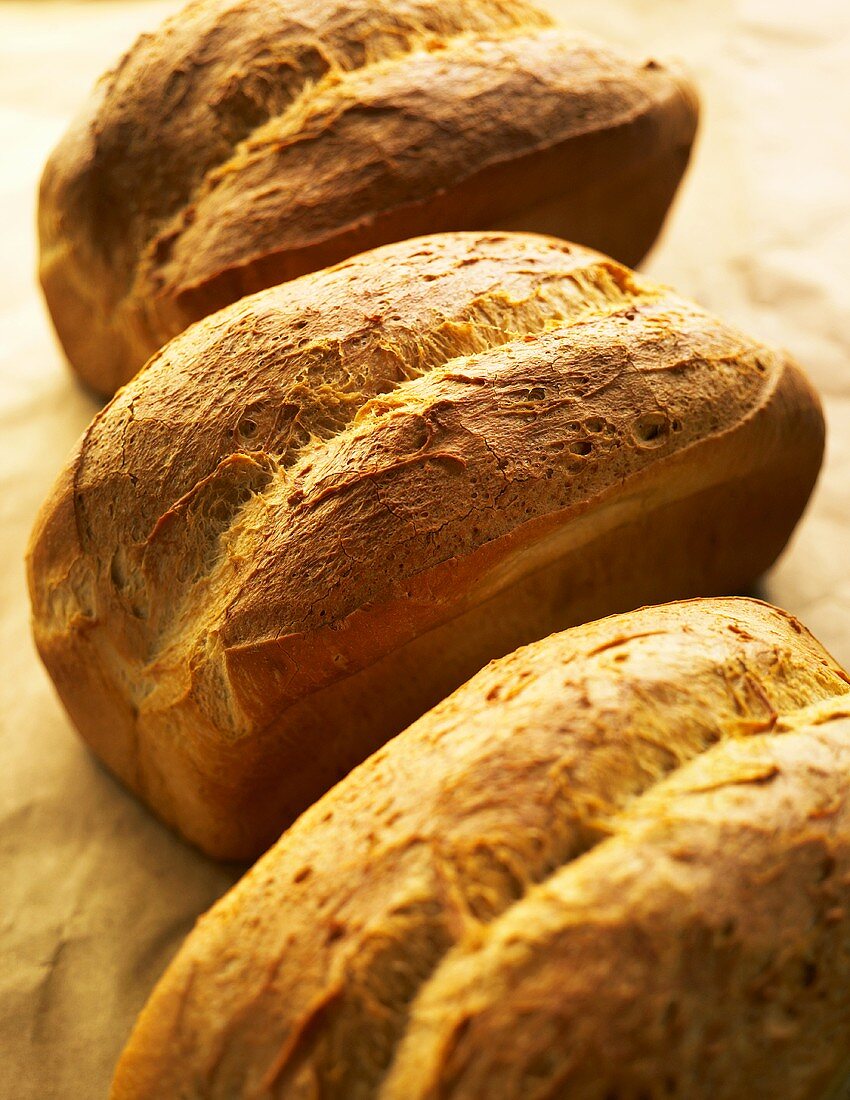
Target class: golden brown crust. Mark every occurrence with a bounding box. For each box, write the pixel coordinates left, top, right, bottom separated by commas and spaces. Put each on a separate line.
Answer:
37, 0, 698, 394
109, 599, 850, 1099
384, 698, 850, 1100
27, 232, 825, 858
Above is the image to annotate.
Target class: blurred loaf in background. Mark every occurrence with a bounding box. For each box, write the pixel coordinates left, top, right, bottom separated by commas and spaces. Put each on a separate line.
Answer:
37, 0, 699, 394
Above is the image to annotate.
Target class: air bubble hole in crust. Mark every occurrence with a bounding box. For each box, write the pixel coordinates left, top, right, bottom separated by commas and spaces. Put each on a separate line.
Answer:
633, 412, 669, 445
110, 547, 129, 591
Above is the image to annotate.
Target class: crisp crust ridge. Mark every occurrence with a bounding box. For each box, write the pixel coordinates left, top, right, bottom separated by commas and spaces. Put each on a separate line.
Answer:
383, 697, 850, 1099
28, 232, 825, 857
37, 0, 698, 392
109, 599, 850, 1099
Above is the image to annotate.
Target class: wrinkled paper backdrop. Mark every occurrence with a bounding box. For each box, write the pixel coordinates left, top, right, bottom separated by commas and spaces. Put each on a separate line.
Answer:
1, 1, 848, 1094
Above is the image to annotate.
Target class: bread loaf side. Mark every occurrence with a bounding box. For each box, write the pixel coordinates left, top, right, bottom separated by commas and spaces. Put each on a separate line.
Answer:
38, 0, 698, 393
109, 599, 850, 1099
27, 233, 824, 858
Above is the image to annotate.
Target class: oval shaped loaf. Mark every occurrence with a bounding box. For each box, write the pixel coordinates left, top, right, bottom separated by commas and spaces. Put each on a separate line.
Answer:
109, 598, 850, 1099
38, 0, 698, 394
27, 232, 824, 859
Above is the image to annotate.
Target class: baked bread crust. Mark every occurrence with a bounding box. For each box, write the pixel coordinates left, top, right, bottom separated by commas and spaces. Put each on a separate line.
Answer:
109, 598, 850, 1099
27, 232, 825, 859
37, 0, 698, 394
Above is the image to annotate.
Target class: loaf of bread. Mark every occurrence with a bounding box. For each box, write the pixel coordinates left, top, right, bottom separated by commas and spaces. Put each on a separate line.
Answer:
109, 598, 850, 1099
38, 0, 699, 394
27, 232, 824, 859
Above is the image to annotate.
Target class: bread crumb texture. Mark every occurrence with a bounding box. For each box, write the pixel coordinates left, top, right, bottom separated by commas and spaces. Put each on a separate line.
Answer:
110, 598, 850, 1099
37, 0, 698, 392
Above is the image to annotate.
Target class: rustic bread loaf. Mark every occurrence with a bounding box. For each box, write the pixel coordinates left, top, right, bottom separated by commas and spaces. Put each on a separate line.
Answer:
27, 232, 824, 859
38, 0, 699, 395
109, 598, 850, 1099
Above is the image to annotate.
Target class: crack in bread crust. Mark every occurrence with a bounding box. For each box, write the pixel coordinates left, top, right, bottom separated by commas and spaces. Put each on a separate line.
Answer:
27, 232, 825, 857
107, 600, 850, 1099
133, 30, 657, 309
144, 300, 785, 735
35, 0, 556, 390
134, 24, 571, 293
382, 695, 850, 1099
74, 0, 555, 278
51, 246, 768, 715
48, 242, 649, 655
37, 0, 698, 392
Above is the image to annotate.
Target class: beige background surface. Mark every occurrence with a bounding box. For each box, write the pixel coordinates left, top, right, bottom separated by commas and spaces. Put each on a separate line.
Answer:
1, 1, 848, 1095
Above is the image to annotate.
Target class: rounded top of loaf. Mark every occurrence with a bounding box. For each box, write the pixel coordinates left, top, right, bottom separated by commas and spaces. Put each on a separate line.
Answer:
38, 0, 699, 393
109, 596, 850, 1098
28, 230, 824, 858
